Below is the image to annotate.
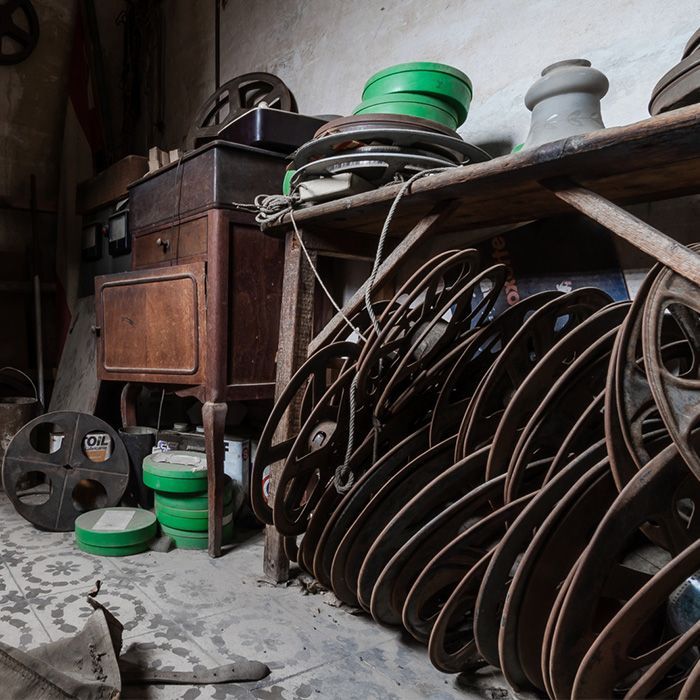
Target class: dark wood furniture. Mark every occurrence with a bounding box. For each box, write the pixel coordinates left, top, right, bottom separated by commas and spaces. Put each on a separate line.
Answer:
95, 141, 286, 556
261, 103, 700, 581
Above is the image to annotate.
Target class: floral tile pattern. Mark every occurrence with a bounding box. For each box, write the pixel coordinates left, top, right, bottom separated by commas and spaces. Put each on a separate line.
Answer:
0, 492, 486, 698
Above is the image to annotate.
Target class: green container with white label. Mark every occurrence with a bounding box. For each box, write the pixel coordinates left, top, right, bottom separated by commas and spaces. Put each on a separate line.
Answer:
75, 507, 156, 555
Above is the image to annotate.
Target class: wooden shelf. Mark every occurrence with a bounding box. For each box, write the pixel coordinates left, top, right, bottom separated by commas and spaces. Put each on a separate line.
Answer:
266, 104, 700, 237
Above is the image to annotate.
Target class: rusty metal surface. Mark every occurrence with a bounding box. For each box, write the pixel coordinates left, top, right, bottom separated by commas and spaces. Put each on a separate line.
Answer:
457, 288, 612, 460
251, 341, 359, 525
549, 444, 700, 699
573, 538, 700, 698
254, 244, 700, 699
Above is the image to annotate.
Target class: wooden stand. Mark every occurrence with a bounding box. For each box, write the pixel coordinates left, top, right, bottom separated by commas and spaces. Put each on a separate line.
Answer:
96, 141, 286, 557
262, 103, 700, 580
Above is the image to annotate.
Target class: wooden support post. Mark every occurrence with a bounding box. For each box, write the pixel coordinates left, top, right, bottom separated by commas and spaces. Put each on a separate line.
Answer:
309, 201, 459, 354
205, 209, 230, 557
264, 229, 316, 581
544, 179, 700, 286
204, 400, 227, 557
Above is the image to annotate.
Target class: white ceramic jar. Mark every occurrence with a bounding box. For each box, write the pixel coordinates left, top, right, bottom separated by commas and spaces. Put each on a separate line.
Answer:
523, 59, 609, 149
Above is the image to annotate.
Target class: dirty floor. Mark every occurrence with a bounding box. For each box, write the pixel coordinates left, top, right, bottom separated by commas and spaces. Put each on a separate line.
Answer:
0, 493, 522, 699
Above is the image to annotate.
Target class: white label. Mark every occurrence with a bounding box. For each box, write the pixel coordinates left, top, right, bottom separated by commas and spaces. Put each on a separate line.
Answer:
93, 510, 135, 531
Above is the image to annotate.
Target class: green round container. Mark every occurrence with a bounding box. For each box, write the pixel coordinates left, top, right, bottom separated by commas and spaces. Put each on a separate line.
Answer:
143, 451, 208, 494
75, 507, 157, 547
160, 521, 234, 550
353, 93, 459, 130
154, 477, 233, 511
283, 169, 296, 196
362, 62, 472, 126
156, 504, 234, 532
76, 539, 151, 557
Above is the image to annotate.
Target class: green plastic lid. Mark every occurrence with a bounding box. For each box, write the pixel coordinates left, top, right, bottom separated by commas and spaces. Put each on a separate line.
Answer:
156, 506, 233, 532
154, 477, 233, 510
364, 62, 472, 94
76, 539, 151, 557
143, 471, 208, 493
143, 451, 208, 479
75, 508, 157, 547
283, 169, 296, 196
160, 521, 234, 550
353, 93, 459, 129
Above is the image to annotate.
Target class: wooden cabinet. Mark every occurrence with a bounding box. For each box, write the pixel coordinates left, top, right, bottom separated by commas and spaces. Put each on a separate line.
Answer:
96, 263, 206, 384
94, 141, 287, 556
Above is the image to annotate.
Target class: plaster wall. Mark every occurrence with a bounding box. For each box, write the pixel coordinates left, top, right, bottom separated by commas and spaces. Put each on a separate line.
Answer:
162, 0, 695, 153
159, 1, 699, 298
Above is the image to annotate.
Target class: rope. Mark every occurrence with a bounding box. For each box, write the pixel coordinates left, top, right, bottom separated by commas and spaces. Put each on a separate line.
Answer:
334, 167, 452, 493
233, 194, 366, 341
237, 166, 454, 495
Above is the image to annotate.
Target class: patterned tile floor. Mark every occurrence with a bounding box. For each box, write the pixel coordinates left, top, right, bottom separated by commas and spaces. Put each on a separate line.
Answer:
0, 493, 519, 699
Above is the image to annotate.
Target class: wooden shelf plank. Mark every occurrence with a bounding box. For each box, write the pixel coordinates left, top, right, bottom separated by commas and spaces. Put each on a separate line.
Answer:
265, 104, 700, 236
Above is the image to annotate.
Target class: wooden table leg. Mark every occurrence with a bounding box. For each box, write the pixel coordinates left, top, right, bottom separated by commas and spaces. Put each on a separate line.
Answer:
264, 228, 316, 582
205, 209, 230, 557
120, 382, 139, 427
203, 400, 228, 557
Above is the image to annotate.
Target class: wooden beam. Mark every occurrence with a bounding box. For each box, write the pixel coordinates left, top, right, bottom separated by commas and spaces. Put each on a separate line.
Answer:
308, 201, 459, 354
263, 229, 316, 581
545, 179, 700, 287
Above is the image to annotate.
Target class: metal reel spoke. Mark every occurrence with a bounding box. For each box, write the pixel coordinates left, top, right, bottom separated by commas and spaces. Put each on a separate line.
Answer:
273, 367, 357, 535
429, 291, 560, 446
573, 539, 700, 699
330, 436, 458, 607
2, 411, 129, 531
0, 0, 39, 65
500, 460, 615, 692
458, 288, 613, 459
373, 264, 507, 420
472, 440, 607, 670
643, 263, 700, 482
355, 249, 480, 404
428, 551, 494, 673
549, 445, 700, 700
251, 341, 359, 524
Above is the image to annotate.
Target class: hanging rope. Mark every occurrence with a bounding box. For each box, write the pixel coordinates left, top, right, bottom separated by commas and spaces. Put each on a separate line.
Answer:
237, 165, 455, 494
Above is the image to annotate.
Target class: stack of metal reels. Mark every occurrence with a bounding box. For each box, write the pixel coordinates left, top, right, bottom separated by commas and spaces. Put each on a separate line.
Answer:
285, 114, 491, 203
252, 245, 700, 699
650, 27, 700, 115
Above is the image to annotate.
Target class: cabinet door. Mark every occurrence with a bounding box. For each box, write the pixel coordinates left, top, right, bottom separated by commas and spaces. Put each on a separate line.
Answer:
96, 263, 206, 384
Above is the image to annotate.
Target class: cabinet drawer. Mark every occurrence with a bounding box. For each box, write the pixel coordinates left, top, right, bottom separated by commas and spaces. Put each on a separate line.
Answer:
95, 262, 206, 384
132, 229, 179, 268
177, 217, 207, 260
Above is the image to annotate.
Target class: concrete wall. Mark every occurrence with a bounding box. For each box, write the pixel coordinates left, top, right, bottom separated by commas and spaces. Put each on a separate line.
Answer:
162, 0, 695, 154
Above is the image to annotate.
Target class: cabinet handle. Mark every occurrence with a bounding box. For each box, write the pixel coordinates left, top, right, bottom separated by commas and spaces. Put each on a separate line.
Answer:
155, 237, 170, 251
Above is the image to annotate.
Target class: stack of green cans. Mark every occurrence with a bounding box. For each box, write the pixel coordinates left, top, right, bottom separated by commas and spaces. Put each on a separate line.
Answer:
353, 62, 473, 130
143, 451, 234, 550
75, 508, 157, 556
